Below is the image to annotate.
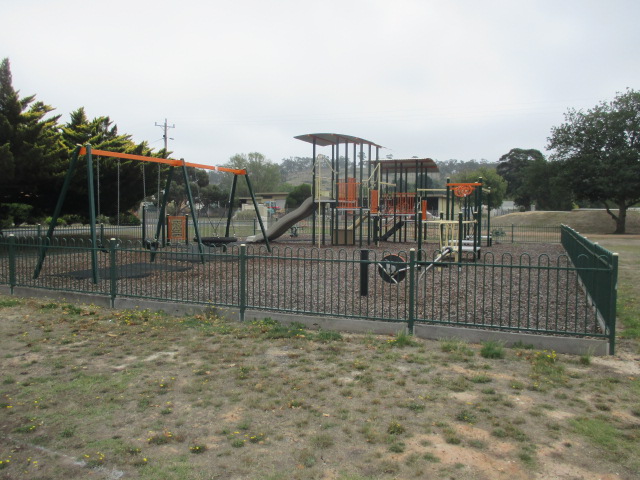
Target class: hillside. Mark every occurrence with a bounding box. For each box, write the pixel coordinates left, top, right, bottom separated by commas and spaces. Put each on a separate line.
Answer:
491, 209, 640, 234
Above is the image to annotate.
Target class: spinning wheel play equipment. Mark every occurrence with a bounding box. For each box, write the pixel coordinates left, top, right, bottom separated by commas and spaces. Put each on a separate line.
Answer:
376, 246, 454, 285
377, 254, 407, 284
33, 145, 270, 283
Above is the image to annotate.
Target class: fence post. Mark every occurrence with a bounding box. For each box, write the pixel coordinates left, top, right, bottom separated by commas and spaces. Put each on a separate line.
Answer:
239, 243, 247, 322
109, 238, 118, 307
8, 235, 16, 292
609, 253, 618, 355
185, 214, 190, 246
141, 205, 146, 244
408, 248, 416, 334
511, 224, 514, 243
360, 249, 369, 296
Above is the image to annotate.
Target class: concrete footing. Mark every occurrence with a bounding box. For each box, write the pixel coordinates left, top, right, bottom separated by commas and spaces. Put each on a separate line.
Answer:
0, 286, 610, 356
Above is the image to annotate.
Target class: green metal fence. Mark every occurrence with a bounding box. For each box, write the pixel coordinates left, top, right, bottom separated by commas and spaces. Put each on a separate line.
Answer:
561, 225, 618, 352
0, 228, 615, 352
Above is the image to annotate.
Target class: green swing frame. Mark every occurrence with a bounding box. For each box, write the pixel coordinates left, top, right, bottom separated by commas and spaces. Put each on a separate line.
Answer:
33, 144, 269, 283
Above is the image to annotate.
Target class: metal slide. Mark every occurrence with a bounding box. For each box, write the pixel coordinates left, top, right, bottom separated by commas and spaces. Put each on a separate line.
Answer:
245, 196, 316, 243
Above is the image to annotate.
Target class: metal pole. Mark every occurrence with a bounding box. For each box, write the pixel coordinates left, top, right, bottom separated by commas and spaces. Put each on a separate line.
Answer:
86, 145, 99, 283
109, 238, 117, 307
226, 175, 238, 238
408, 249, 416, 334
312, 138, 317, 246
151, 166, 174, 262
8, 235, 16, 292
360, 249, 369, 296
33, 146, 82, 279
181, 161, 204, 261
142, 205, 146, 244
239, 244, 247, 321
245, 174, 270, 252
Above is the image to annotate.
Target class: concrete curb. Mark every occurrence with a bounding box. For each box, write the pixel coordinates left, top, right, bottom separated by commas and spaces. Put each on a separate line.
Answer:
0, 287, 610, 355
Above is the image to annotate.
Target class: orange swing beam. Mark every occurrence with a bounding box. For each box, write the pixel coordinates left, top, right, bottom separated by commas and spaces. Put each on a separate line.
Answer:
79, 147, 247, 176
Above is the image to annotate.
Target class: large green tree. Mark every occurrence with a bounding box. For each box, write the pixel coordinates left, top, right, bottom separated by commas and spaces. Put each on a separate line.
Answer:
60, 107, 157, 221
548, 89, 640, 233
496, 148, 545, 210
0, 58, 66, 224
520, 157, 573, 211
497, 148, 573, 211
220, 153, 281, 198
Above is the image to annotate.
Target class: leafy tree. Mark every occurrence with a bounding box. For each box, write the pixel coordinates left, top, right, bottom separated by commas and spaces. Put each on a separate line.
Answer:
497, 148, 573, 211
285, 183, 311, 208
548, 89, 640, 233
220, 153, 281, 198
59, 107, 159, 221
520, 157, 573, 211
164, 167, 212, 215
436, 159, 496, 187
496, 148, 545, 210
0, 57, 66, 223
198, 183, 228, 210
280, 156, 313, 182
451, 166, 507, 209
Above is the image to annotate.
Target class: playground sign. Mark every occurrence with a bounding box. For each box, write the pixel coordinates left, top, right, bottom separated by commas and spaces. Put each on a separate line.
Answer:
167, 216, 187, 242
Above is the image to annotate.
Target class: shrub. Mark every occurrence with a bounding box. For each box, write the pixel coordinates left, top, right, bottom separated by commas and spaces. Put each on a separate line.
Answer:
480, 341, 506, 359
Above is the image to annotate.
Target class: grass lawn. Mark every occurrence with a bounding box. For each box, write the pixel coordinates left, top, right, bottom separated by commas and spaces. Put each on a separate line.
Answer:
1, 291, 639, 479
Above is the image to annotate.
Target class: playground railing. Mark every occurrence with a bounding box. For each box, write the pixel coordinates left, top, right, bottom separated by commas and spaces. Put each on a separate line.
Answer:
0, 233, 615, 353
560, 225, 617, 351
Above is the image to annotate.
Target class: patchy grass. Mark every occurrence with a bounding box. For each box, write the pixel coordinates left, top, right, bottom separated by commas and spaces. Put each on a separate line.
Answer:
491, 210, 640, 234
0, 295, 638, 479
591, 235, 640, 341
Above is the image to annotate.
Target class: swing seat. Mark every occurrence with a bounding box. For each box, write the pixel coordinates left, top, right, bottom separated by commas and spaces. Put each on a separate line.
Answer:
144, 240, 160, 251
198, 236, 237, 247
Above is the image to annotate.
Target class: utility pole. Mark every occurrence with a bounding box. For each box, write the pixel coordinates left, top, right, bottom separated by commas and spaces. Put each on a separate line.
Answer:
154, 118, 175, 208
155, 118, 175, 156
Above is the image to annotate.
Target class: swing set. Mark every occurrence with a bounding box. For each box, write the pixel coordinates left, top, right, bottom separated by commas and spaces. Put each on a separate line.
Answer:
33, 144, 269, 283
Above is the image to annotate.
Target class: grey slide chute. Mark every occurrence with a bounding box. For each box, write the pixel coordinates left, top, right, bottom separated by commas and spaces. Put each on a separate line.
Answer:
245, 196, 316, 243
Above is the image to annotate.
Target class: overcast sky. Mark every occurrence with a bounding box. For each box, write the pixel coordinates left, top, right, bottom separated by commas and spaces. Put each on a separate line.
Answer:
2, 0, 639, 167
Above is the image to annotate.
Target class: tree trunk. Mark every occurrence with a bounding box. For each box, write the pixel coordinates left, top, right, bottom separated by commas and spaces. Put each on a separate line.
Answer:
615, 205, 627, 234
604, 202, 626, 234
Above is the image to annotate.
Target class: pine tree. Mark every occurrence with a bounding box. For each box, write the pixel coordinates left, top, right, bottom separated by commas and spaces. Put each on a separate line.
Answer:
60, 107, 161, 221
0, 58, 65, 225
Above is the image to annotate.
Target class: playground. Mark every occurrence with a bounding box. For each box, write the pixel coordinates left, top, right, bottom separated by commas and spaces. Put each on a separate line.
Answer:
0, 134, 618, 354
0, 133, 629, 480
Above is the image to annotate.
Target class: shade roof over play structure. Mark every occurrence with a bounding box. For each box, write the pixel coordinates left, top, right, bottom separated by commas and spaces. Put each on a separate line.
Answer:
294, 133, 384, 148
294, 134, 438, 172
371, 158, 439, 172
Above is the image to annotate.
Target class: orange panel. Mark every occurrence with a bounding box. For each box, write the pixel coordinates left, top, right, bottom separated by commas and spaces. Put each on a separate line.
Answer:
167, 216, 186, 241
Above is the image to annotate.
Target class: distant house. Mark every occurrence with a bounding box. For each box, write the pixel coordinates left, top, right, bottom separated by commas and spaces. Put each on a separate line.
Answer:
238, 192, 289, 214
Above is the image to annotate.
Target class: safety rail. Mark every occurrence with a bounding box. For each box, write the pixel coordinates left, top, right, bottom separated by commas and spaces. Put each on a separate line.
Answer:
0, 232, 616, 353
561, 225, 617, 351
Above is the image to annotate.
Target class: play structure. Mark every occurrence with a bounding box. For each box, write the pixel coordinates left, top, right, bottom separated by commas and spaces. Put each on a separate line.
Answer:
281, 133, 444, 247
251, 133, 489, 256
246, 196, 316, 243
33, 145, 269, 282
